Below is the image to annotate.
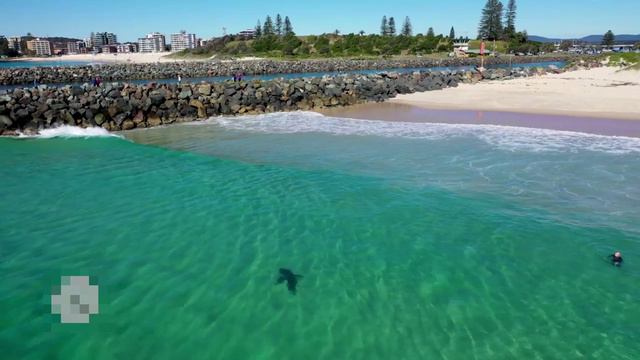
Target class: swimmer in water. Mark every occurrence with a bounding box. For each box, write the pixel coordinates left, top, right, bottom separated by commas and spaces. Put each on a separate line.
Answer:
609, 251, 623, 266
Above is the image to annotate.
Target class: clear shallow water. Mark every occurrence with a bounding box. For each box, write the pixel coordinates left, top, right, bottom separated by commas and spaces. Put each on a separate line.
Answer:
1, 112, 639, 359
0, 60, 93, 68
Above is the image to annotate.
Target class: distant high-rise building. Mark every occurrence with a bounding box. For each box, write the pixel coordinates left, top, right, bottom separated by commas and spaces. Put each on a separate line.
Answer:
26, 38, 52, 56
7, 36, 22, 53
138, 32, 166, 53
170, 31, 197, 52
90, 32, 118, 47
106, 33, 117, 45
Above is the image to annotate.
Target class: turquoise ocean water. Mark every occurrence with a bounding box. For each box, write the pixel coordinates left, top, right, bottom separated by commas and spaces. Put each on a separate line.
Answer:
1, 112, 639, 359
0, 60, 92, 69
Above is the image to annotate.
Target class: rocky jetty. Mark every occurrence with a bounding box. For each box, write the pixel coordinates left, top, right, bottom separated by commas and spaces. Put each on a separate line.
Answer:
0, 56, 580, 86
0, 61, 602, 136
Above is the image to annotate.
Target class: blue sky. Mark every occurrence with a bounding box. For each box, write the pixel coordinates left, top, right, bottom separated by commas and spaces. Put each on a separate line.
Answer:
1, 0, 638, 42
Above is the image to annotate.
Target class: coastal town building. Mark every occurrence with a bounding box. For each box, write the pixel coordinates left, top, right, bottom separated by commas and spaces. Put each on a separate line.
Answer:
452, 41, 470, 57
138, 32, 166, 53
238, 29, 256, 39
26, 38, 52, 56
117, 43, 139, 53
67, 41, 87, 55
67, 42, 79, 54
7, 36, 22, 53
100, 45, 118, 54
89, 32, 118, 47
170, 31, 197, 52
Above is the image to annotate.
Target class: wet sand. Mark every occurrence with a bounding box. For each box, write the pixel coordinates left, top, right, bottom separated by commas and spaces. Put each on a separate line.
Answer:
319, 102, 640, 138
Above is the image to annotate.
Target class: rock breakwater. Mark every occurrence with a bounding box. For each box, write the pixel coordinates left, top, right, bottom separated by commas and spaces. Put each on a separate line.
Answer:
0, 62, 602, 135
0, 56, 578, 86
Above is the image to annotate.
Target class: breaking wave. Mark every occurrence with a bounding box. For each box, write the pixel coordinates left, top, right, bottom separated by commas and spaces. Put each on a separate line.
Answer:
205, 111, 640, 154
18, 125, 119, 139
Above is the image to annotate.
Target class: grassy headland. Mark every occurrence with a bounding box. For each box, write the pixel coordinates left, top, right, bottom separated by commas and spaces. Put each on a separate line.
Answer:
171, 33, 455, 60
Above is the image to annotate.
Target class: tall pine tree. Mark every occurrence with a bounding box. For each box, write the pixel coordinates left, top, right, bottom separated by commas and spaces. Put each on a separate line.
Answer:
478, 0, 504, 40
284, 16, 294, 36
388, 17, 397, 36
275, 14, 283, 36
263, 16, 274, 36
381, 16, 388, 36
401, 17, 413, 36
602, 30, 615, 46
504, 0, 517, 38
255, 20, 262, 37
449, 26, 456, 40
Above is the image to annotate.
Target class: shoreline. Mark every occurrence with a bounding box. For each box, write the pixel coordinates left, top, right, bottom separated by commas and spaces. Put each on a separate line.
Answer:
319, 103, 640, 138
8, 52, 187, 64
388, 67, 640, 121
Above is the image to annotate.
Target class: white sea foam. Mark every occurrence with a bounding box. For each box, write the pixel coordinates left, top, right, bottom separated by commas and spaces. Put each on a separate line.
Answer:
205, 111, 640, 154
18, 126, 119, 139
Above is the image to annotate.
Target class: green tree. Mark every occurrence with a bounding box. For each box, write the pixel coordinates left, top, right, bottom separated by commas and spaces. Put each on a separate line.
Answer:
284, 16, 294, 36
381, 16, 388, 36
401, 17, 412, 36
276, 14, 283, 36
315, 35, 331, 55
255, 20, 262, 37
388, 17, 396, 36
263, 16, 274, 36
559, 40, 572, 51
602, 30, 615, 46
478, 0, 504, 40
282, 33, 301, 55
449, 26, 455, 40
504, 0, 517, 37
427, 27, 435, 38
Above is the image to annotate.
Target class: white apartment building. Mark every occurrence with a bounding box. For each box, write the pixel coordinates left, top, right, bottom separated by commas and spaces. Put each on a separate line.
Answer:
26, 38, 52, 56
117, 43, 139, 53
138, 32, 166, 53
170, 31, 197, 52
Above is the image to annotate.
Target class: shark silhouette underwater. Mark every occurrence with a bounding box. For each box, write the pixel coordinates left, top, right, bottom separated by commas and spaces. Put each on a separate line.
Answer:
276, 268, 303, 294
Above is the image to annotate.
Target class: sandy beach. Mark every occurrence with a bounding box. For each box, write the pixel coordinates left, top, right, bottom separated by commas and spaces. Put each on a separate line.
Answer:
20, 52, 192, 64
17, 53, 267, 64
389, 67, 640, 120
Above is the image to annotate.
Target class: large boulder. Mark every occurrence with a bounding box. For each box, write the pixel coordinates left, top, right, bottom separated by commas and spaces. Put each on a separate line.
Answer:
121, 119, 135, 130
0, 115, 12, 129
198, 84, 212, 96
149, 90, 165, 106
147, 114, 162, 127
94, 113, 106, 125
189, 99, 206, 118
